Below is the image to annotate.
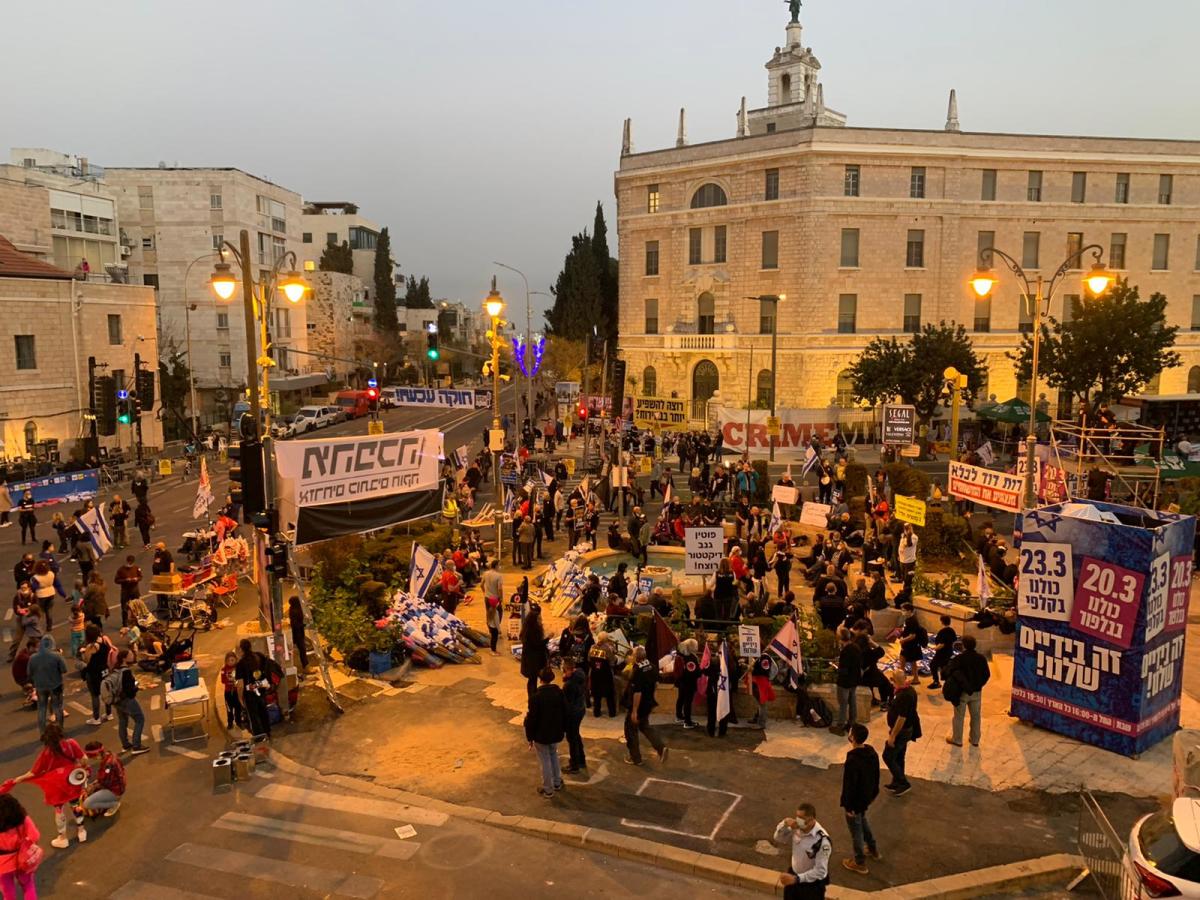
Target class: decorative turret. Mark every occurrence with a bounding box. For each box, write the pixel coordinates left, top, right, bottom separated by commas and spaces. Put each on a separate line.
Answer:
621, 118, 632, 156
945, 89, 961, 132
676, 108, 688, 148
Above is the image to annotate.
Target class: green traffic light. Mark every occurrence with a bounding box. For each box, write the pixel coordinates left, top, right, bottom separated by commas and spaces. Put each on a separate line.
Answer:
427, 349, 439, 360
118, 413, 132, 425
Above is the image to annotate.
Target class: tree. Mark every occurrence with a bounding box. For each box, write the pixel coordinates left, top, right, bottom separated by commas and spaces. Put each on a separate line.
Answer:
318, 241, 354, 274
543, 335, 587, 384
158, 351, 193, 440
592, 201, 619, 344
848, 321, 984, 422
372, 227, 398, 334
545, 231, 606, 341
1009, 279, 1179, 406
405, 274, 433, 309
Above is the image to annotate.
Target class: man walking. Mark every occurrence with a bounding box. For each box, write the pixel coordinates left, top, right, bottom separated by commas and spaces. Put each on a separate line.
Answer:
839, 724, 881, 875
523, 668, 566, 798
773, 802, 832, 898
882, 669, 920, 797
28, 635, 67, 733
114, 555, 142, 627
624, 646, 668, 766
562, 657, 587, 773
943, 635, 991, 748
829, 628, 861, 735
105, 648, 149, 754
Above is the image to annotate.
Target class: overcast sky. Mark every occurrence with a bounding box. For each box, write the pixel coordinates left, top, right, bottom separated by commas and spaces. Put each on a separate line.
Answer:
6, 0, 1199, 324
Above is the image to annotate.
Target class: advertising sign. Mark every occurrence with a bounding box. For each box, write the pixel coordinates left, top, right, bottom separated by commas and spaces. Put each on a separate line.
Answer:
1011, 501, 1196, 756
737, 625, 762, 659
10, 468, 99, 509
882, 404, 916, 445
947, 460, 1023, 513
893, 495, 927, 527
633, 398, 688, 430
684, 527, 722, 575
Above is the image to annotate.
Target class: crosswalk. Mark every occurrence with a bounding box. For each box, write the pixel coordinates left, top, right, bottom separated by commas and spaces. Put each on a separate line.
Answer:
109, 779, 448, 899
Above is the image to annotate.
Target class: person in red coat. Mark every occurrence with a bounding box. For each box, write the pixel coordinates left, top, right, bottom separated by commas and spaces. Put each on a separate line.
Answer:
749, 653, 776, 733
4, 723, 88, 848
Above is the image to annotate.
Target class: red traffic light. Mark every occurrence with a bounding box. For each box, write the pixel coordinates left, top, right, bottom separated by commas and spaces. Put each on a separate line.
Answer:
366, 387, 379, 400
577, 403, 588, 420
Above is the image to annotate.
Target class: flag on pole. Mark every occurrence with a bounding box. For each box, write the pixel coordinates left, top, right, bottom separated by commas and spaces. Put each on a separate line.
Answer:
503, 488, 516, 517
76, 507, 113, 560
409, 543, 442, 599
768, 502, 782, 536
541, 469, 554, 487
193, 455, 214, 519
579, 475, 590, 498
645, 610, 680, 674
696, 640, 712, 697
800, 444, 819, 478
977, 552, 992, 605
785, 462, 793, 480
659, 482, 673, 520
715, 640, 733, 722
768, 619, 804, 689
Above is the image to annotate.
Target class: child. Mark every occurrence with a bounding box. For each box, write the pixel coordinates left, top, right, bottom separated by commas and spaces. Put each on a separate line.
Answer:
69, 596, 86, 659
52, 512, 69, 553
220, 651, 244, 729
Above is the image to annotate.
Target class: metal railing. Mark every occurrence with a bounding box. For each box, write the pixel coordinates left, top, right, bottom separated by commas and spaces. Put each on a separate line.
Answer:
1074, 790, 1139, 899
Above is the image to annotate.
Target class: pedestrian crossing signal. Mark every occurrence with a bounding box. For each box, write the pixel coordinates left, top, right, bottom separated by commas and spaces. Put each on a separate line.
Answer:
117, 398, 133, 425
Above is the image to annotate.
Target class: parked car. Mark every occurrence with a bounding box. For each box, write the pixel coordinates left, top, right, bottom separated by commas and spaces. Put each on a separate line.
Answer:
1128, 798, 1200, 897
323, 405, 349, 424
335, 390, 372, 419
271, 414, 298, 439
291, 405, 337, 434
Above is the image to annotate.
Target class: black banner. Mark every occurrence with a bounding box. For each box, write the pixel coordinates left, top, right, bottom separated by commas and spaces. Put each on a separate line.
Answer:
293, 487, 442, 546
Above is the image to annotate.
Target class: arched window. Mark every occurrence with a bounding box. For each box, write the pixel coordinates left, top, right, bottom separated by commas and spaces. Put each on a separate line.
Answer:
692, 360, 719, 419
780, 73, 792, 104
697, 292, 715, 335
643, 366, 657, 398
1188, 366, 1200, 394
690, 183, 728, 209
835, 369, 855, 408
756, 369, 774, 409
23, 421, 37, 454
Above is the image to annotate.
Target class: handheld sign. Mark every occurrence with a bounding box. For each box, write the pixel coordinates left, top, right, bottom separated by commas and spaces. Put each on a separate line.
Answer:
685, 527, 722, 576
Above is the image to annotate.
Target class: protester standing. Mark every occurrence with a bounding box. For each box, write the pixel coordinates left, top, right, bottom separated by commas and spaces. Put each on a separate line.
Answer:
481, 560, 504, 654
883, 670, 921, 796
16, 492, 36, 546
519, 606, 548, 700
839, 723, 881, 875
0, 793, 40, 898
773, 802, 832, 899
28, 636, 67, 735
523, 668, 566, 798
829, 628, 861, 735
113, 556, 141, 627
561, 657, 587, 773
107, 495, 129, 551
0, 481, 11, 528
587, 633, 617, 718
943, 635, 991, 748
105, 649, 147, 754
674, 639, 701, 729
235, 639, 273, 739
623, 646, 668, 766
926, 615, 957, 690
287, 597, 308, 670
8, 723, 87, 849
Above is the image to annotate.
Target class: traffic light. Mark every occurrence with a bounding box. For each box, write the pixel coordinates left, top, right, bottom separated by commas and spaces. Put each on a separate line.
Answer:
426, 326, 439, 361
94, 375, 117, 435
116, 397, 133, 426
366, 385, 380, 412
228, 440, 266, 523
265, 541, 289, 578
577, 402, 588, 421
136, 368, 155, 408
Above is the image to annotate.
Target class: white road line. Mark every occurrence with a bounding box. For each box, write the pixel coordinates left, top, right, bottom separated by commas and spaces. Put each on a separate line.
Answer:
255, 782, 450, 827
166, 745, 207, 761
68, 701, 91, 716
165, 842, 384, 898
620, 777, 743, 841
110, 880, 223, 900
213, 812, 420, 860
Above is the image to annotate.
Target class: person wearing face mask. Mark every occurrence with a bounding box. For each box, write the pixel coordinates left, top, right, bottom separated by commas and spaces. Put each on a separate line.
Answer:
773, 802, 832, 898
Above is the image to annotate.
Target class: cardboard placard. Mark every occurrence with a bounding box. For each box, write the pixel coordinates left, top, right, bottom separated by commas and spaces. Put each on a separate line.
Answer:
737, 625, 761, 658
893, 495, 926, 526
799, 501, 831, 528
685, 527, 722, 575
771, 484, 798, 505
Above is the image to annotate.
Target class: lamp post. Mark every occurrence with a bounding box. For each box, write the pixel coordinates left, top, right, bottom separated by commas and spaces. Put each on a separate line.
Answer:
943, 366, 968, 460
484, 278, 507, 564
970, 246, 1113, 508
209, 229, 308, 667
747, 294, 785, 461
493, 261, 533, 431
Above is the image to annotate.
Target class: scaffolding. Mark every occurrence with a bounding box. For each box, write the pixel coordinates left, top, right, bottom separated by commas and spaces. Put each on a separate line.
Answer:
1048, 417, 1165, 509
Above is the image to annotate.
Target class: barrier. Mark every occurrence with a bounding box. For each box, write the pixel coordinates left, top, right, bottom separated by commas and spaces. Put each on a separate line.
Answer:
1073, 790, 1139, 898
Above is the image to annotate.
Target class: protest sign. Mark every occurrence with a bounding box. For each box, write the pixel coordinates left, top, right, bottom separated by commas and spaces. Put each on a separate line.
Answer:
799, 502, 831, 528
684, 527, 722, 575
1017, 542, 1074, 622
737, 625, 761, 658
947, 460, 1022, 513
893, 495, 926, 527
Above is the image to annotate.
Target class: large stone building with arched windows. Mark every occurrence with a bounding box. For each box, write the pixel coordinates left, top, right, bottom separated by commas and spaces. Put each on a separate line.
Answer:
615, 13, 1200, 433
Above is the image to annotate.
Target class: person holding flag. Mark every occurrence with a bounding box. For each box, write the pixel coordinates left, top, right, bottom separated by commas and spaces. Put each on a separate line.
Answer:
74, 506, 112, 566
409, 544, 442, 600
705, 639, 736, 738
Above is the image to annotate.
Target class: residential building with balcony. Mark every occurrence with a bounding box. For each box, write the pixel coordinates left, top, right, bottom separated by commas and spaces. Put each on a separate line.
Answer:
299, 202, 392, 290
615, 15, 1200, 425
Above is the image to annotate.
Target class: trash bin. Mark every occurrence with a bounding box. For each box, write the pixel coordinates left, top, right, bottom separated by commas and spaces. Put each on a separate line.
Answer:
234, 753, 254, 781
212, 757, 233, 788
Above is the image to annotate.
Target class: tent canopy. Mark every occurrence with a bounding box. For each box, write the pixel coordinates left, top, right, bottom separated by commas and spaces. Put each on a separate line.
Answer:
976, 397, 1050, 424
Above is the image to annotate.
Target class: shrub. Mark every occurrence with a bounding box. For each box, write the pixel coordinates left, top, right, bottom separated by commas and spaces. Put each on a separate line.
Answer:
883, 462, 930, 501
916, 507, 971, 559
844, 461, 869, 498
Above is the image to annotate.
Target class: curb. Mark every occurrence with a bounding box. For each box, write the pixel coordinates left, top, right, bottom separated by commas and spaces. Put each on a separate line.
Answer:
265, 747, 1083, 897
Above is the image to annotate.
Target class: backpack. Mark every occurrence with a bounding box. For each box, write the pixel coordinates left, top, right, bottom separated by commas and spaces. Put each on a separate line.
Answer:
100, 669, 124, 707
796, 689, 833, 728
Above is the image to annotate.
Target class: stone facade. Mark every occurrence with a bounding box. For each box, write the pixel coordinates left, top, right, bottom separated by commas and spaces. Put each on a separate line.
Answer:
305, 271, 374, 382
616, 19, 1200, 423
0, 275, 161, 459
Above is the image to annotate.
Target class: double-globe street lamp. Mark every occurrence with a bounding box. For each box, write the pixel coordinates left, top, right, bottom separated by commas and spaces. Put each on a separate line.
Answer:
969, 246, 1113, 508
484, 279, 507, 563
209, 229, 308, 659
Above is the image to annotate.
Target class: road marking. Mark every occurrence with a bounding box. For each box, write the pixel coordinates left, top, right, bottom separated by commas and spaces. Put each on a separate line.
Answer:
151, 695, 162, 711
69, 701, 91, 716
110, 880, 223, 899
255, 782, 450, 827
213, 811, 420, 860
165, 842, 384, 898
151, 724, 163, 744
619, 777, 743, 841
166, 745, 207, 760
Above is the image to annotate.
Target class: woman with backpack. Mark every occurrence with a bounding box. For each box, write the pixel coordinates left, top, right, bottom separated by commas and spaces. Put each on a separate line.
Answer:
7, 723, 87, 850
80, 625, 115, 725
103, 650, 147, 754
0, 792, 41, 898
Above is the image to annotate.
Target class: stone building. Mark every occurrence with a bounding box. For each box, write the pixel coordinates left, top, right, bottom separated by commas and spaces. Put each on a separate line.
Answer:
615, 15, 1200, 428
0, 234, 161, 461
299, 201, 384, 288
304, 271, 374, 384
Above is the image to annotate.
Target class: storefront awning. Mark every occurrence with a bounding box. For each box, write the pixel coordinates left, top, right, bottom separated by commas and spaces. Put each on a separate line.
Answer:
272, 372, 330, 392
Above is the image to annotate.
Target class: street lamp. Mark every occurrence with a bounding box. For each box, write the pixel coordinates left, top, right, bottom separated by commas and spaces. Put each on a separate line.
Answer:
969, 245, 1113, 508
494, 262, 534, 432
746, 293, 785, 461
484, 278, 507, 564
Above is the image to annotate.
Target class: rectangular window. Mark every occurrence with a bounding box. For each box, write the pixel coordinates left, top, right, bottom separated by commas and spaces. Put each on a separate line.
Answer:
107, 315, 122, 345
1066, 232, 1084, 267
1071, 171, 1087, 203
1063, 294, 1082, 322
644, 298, 658, 334
840, 228, 860, 267
1192, 296, 1200, 331
714, 225, 727, 264
1195, 235, 1200, 271
837, 294, 857, 334
1022, 232, 1040, 269
1159, 174, 1173, 205
905, 229, 925, 268
644, 240, 659, 276
844, 165, 860, 197
1115, 173, 1130, 204
212, 233, 223, 252
1027, 170, 1043, 201
275, 307, 291, 339
647, 184, 659, 214
765, 168, 780, 201
14, 335, 35, 370
903, 293, 921, 333
1153, 233, 1171, 270
142, 274, 158, 288
1018, 296, 1033, 333
271, 216, 286, 234
760, 297, 777, 335
218, 352, 232, 369
974, 295, 991, 333
216, 312, 230, 330
137, 187, 154, 209
981, 169, 997, 201
761, 230, 779, 269
909, 167, 926, 199
142, 236, 154, 250
765, 122, 776, 134
1110, 233, 1127, 269
210, 193, 222, 210
977, 231, 994, 265
326, 232, 338, 246
302, 233, 312, 244
688, 228, 702, 265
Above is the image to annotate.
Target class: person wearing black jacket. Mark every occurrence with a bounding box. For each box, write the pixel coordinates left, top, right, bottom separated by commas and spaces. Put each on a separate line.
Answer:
519, 607, 549, 700
943, 635, 991, 748
523, 668, 567, 797
852, 621, 893, 710
867, 571, 888, 611
883, 670, 921, 796
562, 658, 588, 772
674, 639, 701, 729
580, 574, 603, 616
624, 646, 668, 765
830, 628, 861, 736
840, 723, 881, 875
111, 649, 148, 754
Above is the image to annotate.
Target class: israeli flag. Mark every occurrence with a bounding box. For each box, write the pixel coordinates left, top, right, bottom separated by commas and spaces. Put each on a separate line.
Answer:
768, 502, 781, 536
541, 469, 554, 487
715, 640, 732, 722
800, 444, 819, 478
76, 507, 113, 560
409, 543, 442, 599
504, 488, 516, 517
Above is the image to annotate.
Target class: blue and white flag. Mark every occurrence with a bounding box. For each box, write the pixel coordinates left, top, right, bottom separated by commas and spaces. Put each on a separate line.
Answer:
768, 619, 804, 688
503, 488, 516, 517
800, 445, 819, 478
768, 502, 781, 536
659, 482, 672, 520
76, 507, 113, 560
715, 640, 734, 722
541, 469, 554, 487
409, 543, 442, 599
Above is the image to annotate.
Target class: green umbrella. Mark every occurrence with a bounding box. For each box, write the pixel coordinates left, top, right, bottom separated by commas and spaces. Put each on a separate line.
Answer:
976, 397, 1051, 424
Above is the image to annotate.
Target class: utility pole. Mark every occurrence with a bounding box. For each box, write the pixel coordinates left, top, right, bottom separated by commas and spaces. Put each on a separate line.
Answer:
132, 352, 145, 464
87, 356, 98, 448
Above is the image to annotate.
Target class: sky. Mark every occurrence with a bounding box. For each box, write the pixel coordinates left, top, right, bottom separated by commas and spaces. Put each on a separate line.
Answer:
5, 0, 1199, 326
